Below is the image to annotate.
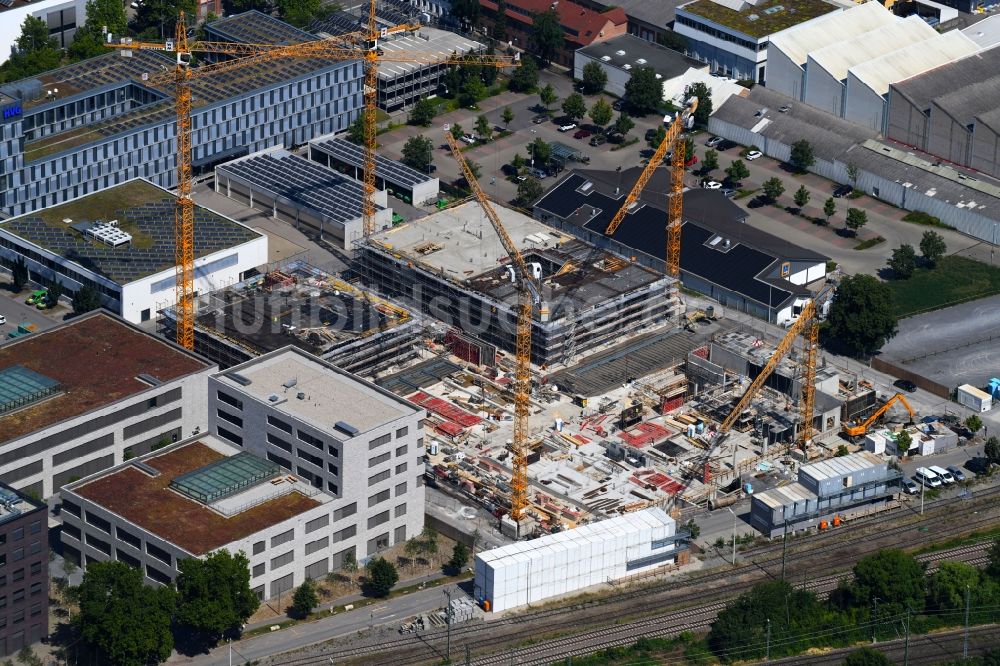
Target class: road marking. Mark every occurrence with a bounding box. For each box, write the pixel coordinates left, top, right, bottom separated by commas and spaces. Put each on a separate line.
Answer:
380, 614, 396, 620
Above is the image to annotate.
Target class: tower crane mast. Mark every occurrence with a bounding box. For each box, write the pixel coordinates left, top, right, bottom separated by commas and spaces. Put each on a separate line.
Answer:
107, 13, 518, 350
444, 129, 539, 527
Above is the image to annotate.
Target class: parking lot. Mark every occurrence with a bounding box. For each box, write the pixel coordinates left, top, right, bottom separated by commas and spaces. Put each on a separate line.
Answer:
0, 280, 64, 338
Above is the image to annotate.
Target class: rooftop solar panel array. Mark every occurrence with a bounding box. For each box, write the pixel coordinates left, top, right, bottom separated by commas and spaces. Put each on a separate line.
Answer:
206, 9, 316, 45
313, 137, 432, 188
1, 196, 259, 284
219, 152, 379, 224
310, 11, 365, 36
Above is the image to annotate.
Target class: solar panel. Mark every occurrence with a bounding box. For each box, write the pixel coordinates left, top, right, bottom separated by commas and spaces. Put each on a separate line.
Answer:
313, 137, 432, 189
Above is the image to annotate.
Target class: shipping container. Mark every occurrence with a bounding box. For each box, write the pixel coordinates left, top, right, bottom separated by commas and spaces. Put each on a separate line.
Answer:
797, 452, 887, 498
957, 384, 992, 412
473, 508, 676, 613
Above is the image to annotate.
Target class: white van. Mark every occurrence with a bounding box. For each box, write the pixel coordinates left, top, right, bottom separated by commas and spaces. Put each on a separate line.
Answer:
914, 467, 941, 488
928, 465, 954, 484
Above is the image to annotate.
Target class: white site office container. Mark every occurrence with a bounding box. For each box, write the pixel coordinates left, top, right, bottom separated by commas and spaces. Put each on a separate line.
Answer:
957, 384, 992, 412
474, 508, 676, 613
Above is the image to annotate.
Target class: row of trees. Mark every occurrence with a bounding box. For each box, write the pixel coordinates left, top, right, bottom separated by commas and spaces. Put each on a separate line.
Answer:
708, 544, 1000, 662
887, 230, 947, 279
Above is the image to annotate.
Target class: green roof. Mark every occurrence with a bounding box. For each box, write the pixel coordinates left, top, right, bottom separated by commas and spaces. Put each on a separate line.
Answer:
681, 0, 837, 38
170, 451, 281, 504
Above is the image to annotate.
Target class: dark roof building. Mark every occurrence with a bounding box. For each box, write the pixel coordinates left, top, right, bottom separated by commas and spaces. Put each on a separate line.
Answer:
0, 484, 48, 656
534, 168, 828, 323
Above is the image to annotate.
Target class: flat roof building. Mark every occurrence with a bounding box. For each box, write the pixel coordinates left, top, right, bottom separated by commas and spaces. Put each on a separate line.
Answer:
0, 311, 215, 498
0, 484, 48, 657
0, 11, 363, 217
573, 34, 707, 100
674, 0, 842, 83
357, 202, 678, 366
0, 0, 85, 63
533, 168, 827, 324
0, 179, 267, 324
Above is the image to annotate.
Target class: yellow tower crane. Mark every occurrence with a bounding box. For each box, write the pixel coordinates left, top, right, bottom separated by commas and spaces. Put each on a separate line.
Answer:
604, 97, 697, 277
443, 129, 539, 529
108, 11, 518, 349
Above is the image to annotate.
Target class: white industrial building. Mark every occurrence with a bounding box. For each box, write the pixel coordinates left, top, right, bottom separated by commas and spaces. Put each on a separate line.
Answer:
0, 312, 214, 499
474, 508, 678, 613
60, 436, 344, 599
766, 1, 981, 132
0, 0, 86, 62
0, 179, 267, 324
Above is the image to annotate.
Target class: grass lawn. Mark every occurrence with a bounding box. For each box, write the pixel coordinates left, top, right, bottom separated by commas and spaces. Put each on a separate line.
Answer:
887, 255, 1000, 317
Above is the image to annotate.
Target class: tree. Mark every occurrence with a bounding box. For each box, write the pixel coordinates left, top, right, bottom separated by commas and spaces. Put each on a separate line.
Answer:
583, 98, 610, 128
494, 0, 508, 40
132, 0, 196, 40
346, 116, 365, 145
965, 414, 983, 434
511, 153, 526, 170
843, 648, 893, 666
291, 579, 319, 619
517, 176, 543, 205
451, 0, 480, 27
69, 0, 127, 61
848, 549, 925, 616
562, 93, 586, 121
988, 537, 1000, 579
887, 244, 917, 279
835, 444, 850, 456
762, 177, 785, 203
76, 561, 175, 666
683, 137, 695, 164
401, 136, 434, 173
827, 274, 898, 357
683, 519, 700, 540
613, 113, 635, 137
648, 124, 667, 150
475, 115, 492, 141
624, 67, 662, 115
684, 81, 713, 126
365, 557, 398, 597
466, 160, 482, 181
408, 98, 437, 127
11, 257, 28, 293
846, 208, 868, 236
581, 61, 608, 94
793, 185, 810, 211
47, 281, 63, 306
927, 561, 980, 611
449, 123, 464, 140
702, 149, 719, 174
823, 197, 836, 225
502, 106, 514, 129
0, 17, 61, 83
442, 67, 462, 98
919, 230, 947, 266
531, 9, 565, 65
895, 429, 912, 455
508, 55, 538, 93
725, 160, 749, 185
529, 138, 551, 166
539, 84, 558, 110
342, 550, 358, 574
448, 542, 470, 571
789, 139, 815, 173
174, 551, 259, 641
460, 78, 488, 108
986, 436, 1000, 469
846, 162, 860, 188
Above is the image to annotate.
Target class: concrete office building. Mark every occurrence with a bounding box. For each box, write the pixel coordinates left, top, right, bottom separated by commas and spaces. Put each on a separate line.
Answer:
0, 0, 86, 62
573, 34, 707, 100
0, 11, 363, 217
357, 202, 678, 366
673, 0, 840, 83
61, 437, 343, 599
0, 312, 214, 499
0, 179, 267, 323
0, 485, 47, 657
887, 45, 1000, 181
210, 347, 426, 559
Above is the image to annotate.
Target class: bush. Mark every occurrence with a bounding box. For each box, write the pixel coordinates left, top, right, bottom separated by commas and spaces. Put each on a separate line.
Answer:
291, 579, 319, 619
902, 211, 945, 227
365, 557, 398, 597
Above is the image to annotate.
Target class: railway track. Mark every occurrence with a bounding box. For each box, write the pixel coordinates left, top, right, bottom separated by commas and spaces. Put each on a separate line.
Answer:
270, 490, 1000, 666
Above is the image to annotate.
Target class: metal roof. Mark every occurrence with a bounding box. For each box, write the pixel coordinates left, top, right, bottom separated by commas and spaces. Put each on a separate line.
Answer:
769, 1, 894, 66
848, 30, 980, 97
889, 45, 1000, 117
311, 137, 432, 188
374, 27, 485, 79
799, 451, 884, 483
577, 34, 705, 79
807, 15, 937, 83
962, 13, 1000, 48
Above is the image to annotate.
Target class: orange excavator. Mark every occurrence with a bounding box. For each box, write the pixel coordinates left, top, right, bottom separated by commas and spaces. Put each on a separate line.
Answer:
842, 393, 916, 438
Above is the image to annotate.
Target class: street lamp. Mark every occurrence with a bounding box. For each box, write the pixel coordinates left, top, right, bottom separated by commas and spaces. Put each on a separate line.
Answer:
726, 506, 738, 565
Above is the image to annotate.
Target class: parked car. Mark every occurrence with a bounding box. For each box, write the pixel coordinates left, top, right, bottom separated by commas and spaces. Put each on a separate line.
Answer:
702, 180, 722, 190
902, 478, 918, 495
721, 188, 736, 198
946, 465, 967, 482
0, 315, 5, 326
532, 114, 548, 124
589, 135, 607, 146
461, 134, 476, 145
516, 175, 527, 182
705, 136, 723, 147
612, 99, 625, 111
778, 105, 791, 113
745, 150, 763, 160
833, 184, 853, 198
530, 168, 548, 179
559, 123, 577, 132
685, 155, 698, 167
574, 128, 592, 139
25, 289, 46, 306
893, 379, 917, 393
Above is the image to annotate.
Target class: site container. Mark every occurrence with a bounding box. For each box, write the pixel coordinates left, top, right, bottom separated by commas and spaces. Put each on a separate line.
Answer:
957, 384, 992, 412
797, 452, 887, 498
474, 508, 676, 613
